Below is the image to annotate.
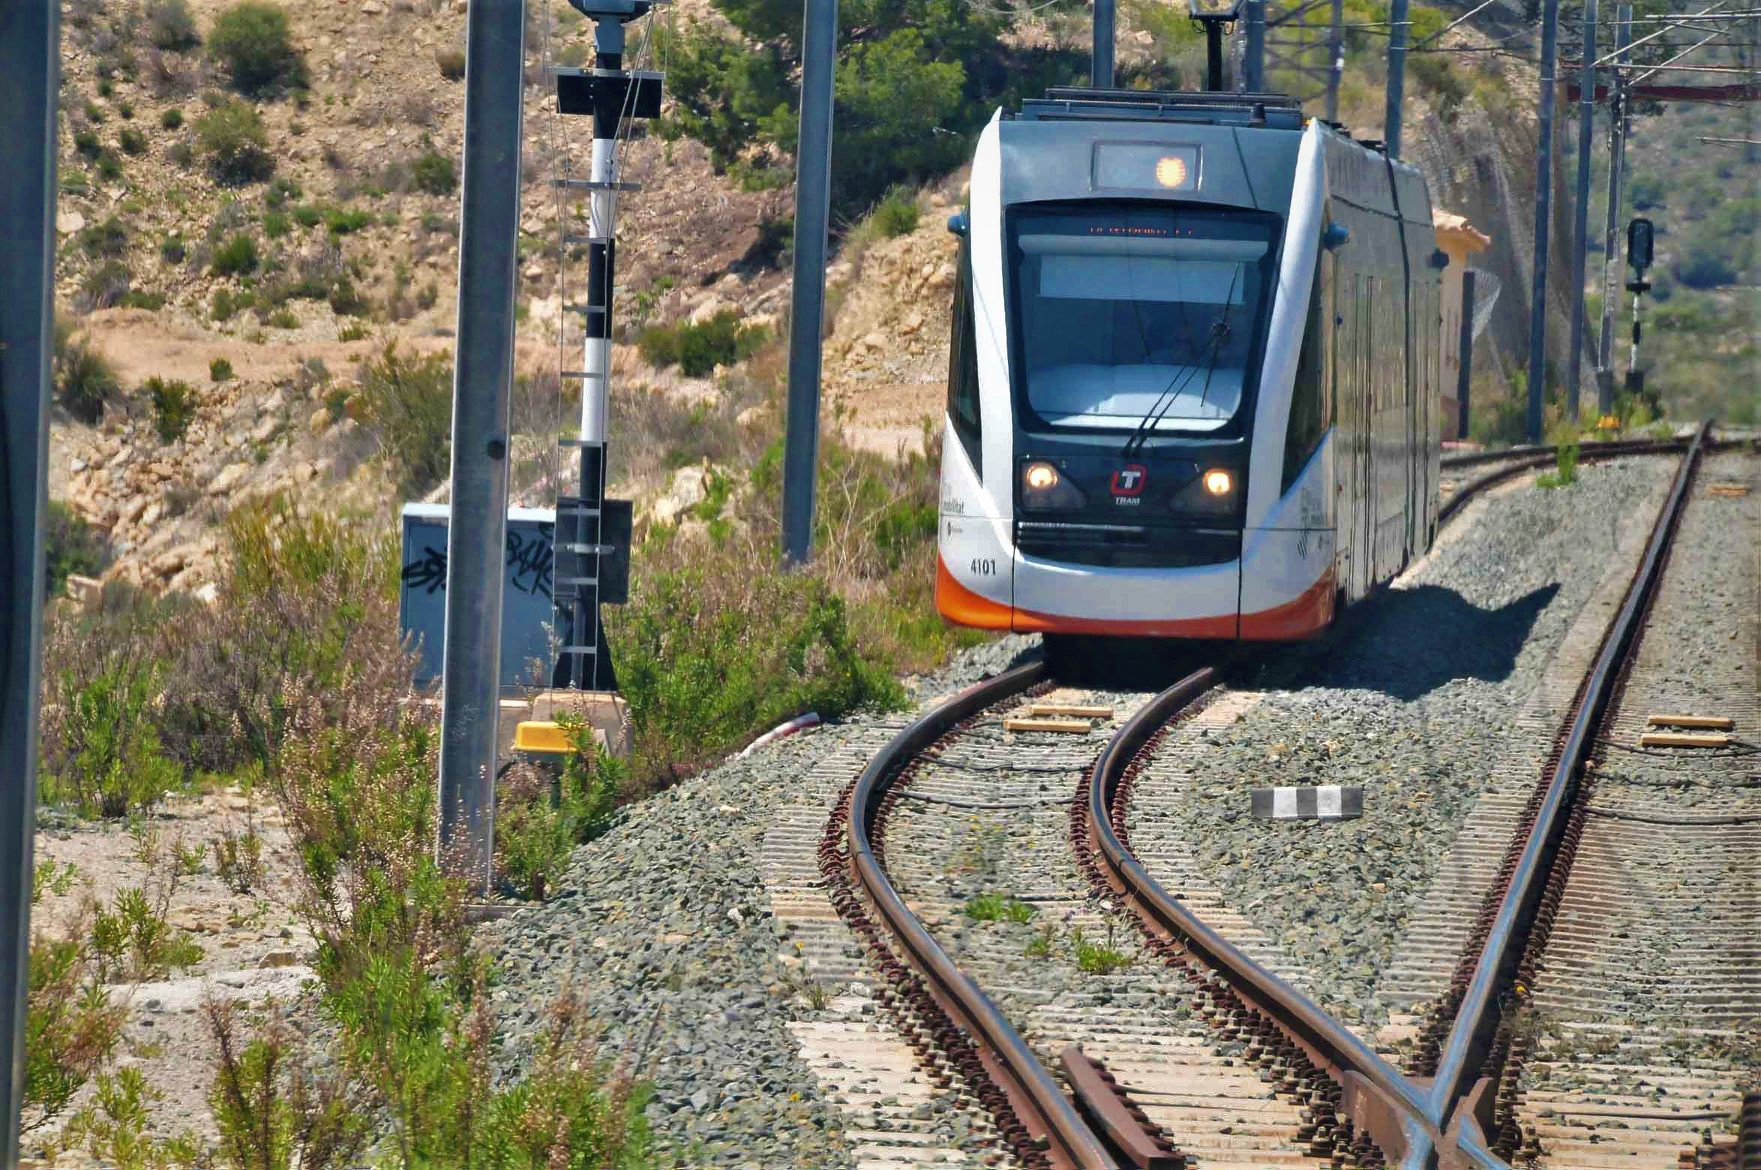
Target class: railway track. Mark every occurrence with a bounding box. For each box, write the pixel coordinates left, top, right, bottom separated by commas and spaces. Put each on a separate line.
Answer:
800, 427, 1754, 1170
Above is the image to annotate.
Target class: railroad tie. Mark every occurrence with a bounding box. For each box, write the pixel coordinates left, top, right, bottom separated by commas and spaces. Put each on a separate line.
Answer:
1250, 785, 1364, 821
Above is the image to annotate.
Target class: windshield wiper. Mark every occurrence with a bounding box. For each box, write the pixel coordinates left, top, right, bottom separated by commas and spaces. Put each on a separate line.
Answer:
1122, 267, 1240, 458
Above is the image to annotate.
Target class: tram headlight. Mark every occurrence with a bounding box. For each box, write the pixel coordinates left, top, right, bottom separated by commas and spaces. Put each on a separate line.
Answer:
1020, 460, 1086, 510
1170, 466, 1239, 518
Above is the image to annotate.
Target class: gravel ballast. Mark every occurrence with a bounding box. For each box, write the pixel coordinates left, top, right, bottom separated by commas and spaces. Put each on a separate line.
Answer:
1124, 457, 1681, 1031
480, 635, 1036, 1169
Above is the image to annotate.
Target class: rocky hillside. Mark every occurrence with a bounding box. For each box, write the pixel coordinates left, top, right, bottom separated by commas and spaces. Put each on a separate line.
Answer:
52, 0, 1694, 594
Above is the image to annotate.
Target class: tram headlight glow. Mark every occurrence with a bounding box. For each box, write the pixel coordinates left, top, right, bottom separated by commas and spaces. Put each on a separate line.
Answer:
1202, 468, 1233, 496
1020, 460, 1086, 510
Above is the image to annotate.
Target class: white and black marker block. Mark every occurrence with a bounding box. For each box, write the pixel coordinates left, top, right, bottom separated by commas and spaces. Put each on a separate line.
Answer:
1251, 785, 1363, 821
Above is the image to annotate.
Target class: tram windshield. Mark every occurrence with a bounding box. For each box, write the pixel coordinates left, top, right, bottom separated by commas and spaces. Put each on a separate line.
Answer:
1007, 204, 1278, 434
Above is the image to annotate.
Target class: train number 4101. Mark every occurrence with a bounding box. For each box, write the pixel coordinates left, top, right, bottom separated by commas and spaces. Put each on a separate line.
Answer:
969, 557, 999, 577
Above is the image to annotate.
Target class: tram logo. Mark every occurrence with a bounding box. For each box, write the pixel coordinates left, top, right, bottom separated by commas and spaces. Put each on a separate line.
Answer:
1110, 464, 1147, 498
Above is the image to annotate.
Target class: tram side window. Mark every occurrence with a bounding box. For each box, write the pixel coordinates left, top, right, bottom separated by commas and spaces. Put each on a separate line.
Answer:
948, 236, 983, 475
1282, 268, 1330, 491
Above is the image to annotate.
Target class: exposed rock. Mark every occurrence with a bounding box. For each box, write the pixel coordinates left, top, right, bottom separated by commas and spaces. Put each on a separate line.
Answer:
208, 461, 251, 497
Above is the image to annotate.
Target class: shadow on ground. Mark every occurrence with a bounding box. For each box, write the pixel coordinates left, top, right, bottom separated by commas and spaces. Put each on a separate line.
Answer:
1298, 581, 1562, 700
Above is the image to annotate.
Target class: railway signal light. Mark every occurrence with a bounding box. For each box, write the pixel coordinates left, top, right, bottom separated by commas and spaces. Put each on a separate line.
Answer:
1627, 217, 1654, 274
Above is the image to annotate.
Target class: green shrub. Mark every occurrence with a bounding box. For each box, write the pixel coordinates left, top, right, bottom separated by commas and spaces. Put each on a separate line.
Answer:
53, 328, 119, 424
39, 653, 182, 819
868, 185, 921, 239
290, 203, 324, 228
208, 1, 307, 96
80, 215, 128, 258
79, 261, 132, 311
435, 46, 466, 80
964, 892, 1035, 923
495, 734, 623, 900
211, 232, 259, 276
266, 175, 302, 209
120, 290, 166, 310
638, 310, 766, 377
263, 208, 290, 238
411, 148, 457, 196
24, 935, 126, 1130
204, 1003, 368, 1170
323, 206, 371, 237
266, 306, 299, 328
89, 885, 204, 981
117, 126, 148, 155
44, 500, 110, 595
160, 233, 186, 263
354, 343, 453, 495
146, 0, 200, 50
197, 97, 275, 184
1070, 926, 1131, 975
659, 2, 1000, 210
610, 545, 901, 786
92, 149, 124, 183
1536, 438, 1580, 489
147, 376, 197, 441
210, 356, 234, 381
52, 1067, 203, 1167
160, 106, 184, 129
73, 129, 102, 159
212, 286, 241, 320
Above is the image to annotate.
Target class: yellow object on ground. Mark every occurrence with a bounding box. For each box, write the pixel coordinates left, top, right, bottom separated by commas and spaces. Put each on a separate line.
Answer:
513, 721, 573, 754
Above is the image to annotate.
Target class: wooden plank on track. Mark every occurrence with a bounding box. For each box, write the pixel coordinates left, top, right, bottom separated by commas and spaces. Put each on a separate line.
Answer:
1003, 717, 1092, 734
1647, 714, 1736, 731
1028, 703, 1114, 719
1637, 732, 1735, 749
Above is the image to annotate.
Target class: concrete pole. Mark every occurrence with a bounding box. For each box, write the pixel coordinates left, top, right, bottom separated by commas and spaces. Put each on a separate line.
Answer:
1457, 270, 1478, 439
1595, 2, 1632, 409
1327, 0, 1345, 121
437, 0, 526, 890
1385, 0, 1410, 155
0, 0, 58, 1156
1565, 0, 1600, 420
782, 0, 837, 566
1093, 0, 1116, 87
1526, 0, 1562, 443
1244, 0, 1267, 91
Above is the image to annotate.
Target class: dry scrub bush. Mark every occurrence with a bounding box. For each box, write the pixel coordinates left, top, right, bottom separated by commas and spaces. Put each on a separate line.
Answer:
161, 497, 411, 773
204, 999, 369, 1170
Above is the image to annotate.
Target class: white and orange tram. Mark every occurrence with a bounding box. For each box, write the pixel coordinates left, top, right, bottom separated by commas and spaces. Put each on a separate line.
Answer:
936, 88, 1445, 642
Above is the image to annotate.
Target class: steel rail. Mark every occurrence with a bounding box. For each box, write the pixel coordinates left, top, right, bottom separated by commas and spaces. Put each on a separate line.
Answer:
1438, 433, 1688, 471
1071, 433, 1724, 1170
1411, 419, 1715, 1168
1083, 668, 1460, 1166
844, 659, 1127, 1170
1437, 434, 1701, 525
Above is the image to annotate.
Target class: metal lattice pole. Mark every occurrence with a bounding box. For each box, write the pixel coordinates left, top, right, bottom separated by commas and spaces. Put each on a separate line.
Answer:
437, 0, 526, 890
